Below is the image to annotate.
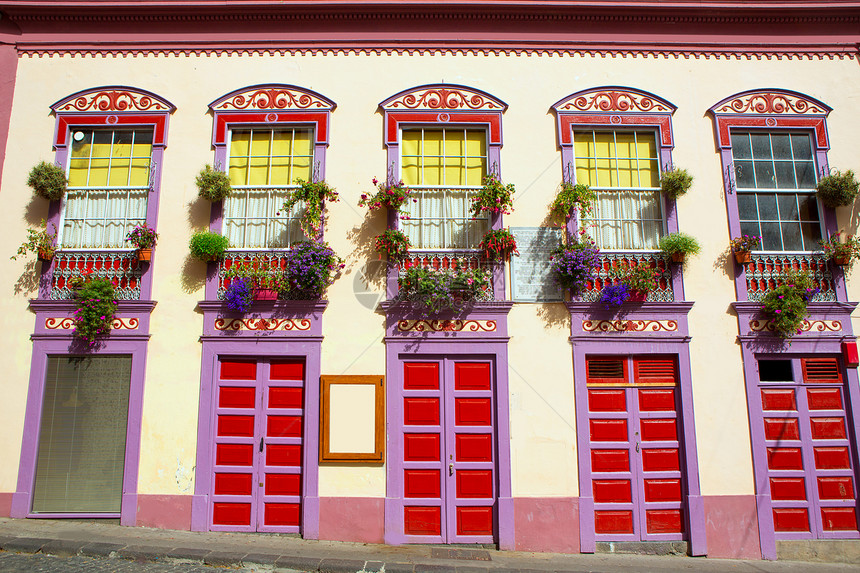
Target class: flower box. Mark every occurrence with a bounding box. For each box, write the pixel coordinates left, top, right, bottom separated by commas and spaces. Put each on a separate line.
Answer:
135, 248, 153, 262
834, 255, 851, 266
628, 290, 648, 302
37, 248, 54, 262
734, 251, 751, 264
670, 252, 685, 263
254, 288, 278, 301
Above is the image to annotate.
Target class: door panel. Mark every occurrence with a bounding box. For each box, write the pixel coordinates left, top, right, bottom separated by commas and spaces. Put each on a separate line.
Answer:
211, 358, 304, 533
401, 359, 497, 544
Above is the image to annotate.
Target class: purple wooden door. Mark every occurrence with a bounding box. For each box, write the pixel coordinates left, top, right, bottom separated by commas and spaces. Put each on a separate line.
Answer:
401, 359, 496, 543
211, 358, 304, 532
587, 356, 686, 541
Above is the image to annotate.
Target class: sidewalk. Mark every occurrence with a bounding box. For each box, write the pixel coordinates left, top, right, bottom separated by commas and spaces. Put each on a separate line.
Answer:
0, 517, 856, 573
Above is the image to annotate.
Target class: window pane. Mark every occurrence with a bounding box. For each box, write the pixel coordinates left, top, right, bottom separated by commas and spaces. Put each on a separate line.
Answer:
777, 194, 799, 221
751, 134, 771, 159
791, 134, 812, 160
758, 193, 778, 220
801, 222, 822, 249
32, 356, 131, 514
795, 161, 816, 189
739, 221, 761, 241
730, 133, 752, 159
68, 159, 90, 187
754, 161, 776, 189
798, 194, 819, 220
760, 222, 782, 250
230, 130, 251, 158
735, 161, 755, 188
774, 162, 797, 189
738, 193, 758, 220
771, 134, 792, 159
781, 221, 803, 251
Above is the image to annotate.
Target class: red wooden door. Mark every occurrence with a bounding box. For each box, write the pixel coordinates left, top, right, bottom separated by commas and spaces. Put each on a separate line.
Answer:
401, 359, 496, 543
761, 358, 859, 537
587, 357, 686, 541
211, 358, 304, 532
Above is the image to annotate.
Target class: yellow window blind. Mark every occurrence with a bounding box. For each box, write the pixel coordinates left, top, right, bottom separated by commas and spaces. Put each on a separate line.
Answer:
229, 128, 313, 187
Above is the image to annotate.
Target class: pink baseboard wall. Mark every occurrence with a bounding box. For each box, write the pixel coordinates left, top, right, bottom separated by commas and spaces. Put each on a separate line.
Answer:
0, 493, 12, 518
703, 495, 761, 559
136, 494, 192, 531
514, 497, 580, 553
319, 497, 384, 544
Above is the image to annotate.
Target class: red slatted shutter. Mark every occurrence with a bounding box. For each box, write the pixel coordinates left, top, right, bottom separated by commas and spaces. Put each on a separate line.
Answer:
634, 357, 677, 386
802, 358, 842, 384
587, 358, 626, 385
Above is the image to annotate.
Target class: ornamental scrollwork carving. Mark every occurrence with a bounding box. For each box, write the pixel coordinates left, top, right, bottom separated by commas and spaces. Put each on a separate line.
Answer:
558, 90, 672, 114
56, 90, 171, 113
45, 317, 139, 330
582, 320, 678, 333
385, 87, 504, 110
749, 319, 842, 333
214, 318, 312, 331
397, 319, 497, 332
214, 87, 333, 111
714, 93, 828, 115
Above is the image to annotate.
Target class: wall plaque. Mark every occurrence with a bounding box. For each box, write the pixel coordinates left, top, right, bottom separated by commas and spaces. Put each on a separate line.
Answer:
510, 227, 564, 302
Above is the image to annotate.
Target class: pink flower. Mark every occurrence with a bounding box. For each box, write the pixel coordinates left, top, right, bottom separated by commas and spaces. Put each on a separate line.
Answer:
775, 309, 781, 313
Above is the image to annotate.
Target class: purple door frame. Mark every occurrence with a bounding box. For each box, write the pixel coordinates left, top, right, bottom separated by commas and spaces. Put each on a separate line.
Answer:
567, 301, 707, 556
382, 301, 514, 549
190, 301, 327, 538
11, 333, 151, 524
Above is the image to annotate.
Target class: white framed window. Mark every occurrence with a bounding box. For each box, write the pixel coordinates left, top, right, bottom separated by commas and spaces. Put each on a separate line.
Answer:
60, 128, 153, 249
731, 131, 822, 252
223, 127, 314, 249
574, 129, 664, 250
399, 127, 489, 250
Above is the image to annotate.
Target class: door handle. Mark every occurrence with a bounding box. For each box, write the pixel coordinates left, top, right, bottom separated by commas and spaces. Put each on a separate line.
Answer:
260, 437, 264, 452
635, 442, 640, 453
449, 463, 454, 476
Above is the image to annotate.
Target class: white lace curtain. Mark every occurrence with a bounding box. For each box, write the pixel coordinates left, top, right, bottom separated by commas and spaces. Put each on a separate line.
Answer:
401, 189, 488, 249
592, 190, 663, 250
61, 189, 147, 248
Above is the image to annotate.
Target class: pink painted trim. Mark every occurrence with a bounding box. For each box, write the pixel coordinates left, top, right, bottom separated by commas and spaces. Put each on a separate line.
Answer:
12, 337, 150, 525
0, 492, 13, 518
703, 495, 762, 559
0, 45, 19, 191
318, 497, 384, 543
513, 497, 580, 553
136, 494, 192, 530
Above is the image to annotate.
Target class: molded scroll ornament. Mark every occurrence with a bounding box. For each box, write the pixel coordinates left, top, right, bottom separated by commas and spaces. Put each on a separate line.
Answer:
46, 317, 139, 330
749, 319, 841, 333
582, 319, 678, 333
53, 88, 174, 113
214, 318, 312, 331
712, 91, 829, 115
397, 319, 497, 332
212, 86, 335, 111
382, 85, 506, 111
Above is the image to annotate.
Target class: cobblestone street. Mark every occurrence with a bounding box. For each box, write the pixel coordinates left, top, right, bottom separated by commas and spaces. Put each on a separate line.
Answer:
0, 553, 239, 572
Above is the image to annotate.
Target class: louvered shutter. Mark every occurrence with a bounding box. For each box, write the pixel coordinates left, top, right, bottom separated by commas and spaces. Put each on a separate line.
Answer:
633, 357, 678, 385
586, 357, 626, 385
801, 357, 842, 384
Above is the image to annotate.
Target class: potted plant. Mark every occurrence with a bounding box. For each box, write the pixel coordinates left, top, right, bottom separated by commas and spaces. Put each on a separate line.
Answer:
72, 278, 118, 348
374, 229, 411, 261
816, 169, 859, 208
729, 234, 761, 264
224, 259, 285, 300
760, 270, 819, 338
659, 167, 693, 200
359, 177, 413, 212
282, 240, 345, 299
470, 172, 515, 217
11, 219, 57, 262
27, 161, 68, 201
196, 164, 232, 202
611, 261, 660, 301
600, 283, 631, 308
659, 232, 701, 264
479, 228, 519, 261
820, 232, 860, 268
125, 224, 158, 262
397, 265, 492, 316
189, 231, 230, 262
549, 232, 601, 295
282, 178, 339, 237
550, 181, 597, 220
224, 277, 254, 313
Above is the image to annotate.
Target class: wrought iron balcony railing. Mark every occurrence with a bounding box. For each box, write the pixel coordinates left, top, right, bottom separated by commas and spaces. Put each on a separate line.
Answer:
49, 250, 144, 300
744, 253, 835, 302
577, 252, 674, 303
398, 250, 496, 301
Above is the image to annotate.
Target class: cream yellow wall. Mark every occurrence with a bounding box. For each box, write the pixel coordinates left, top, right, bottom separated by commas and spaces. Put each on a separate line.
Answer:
3, 50, 858, 501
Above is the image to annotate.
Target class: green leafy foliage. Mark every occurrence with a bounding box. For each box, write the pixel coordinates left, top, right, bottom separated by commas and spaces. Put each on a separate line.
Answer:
761, 271, 818, 338
610, 261, 661, 293
11, 219, 56, 261
282, 179, 339, 237
659, 232, 701, 256
196, 165, 232, 201
820, 233, 860, 269
817, 170, 859, 208
72, 279, 117, 347
397, 265, 492, 316
374, 229, 411, 261
659, 168, 693, 200
28, 161, 68, 201
479, 228, 518, 260
470, 173, 515, 217
189, 231, 230, 262
550, 182, 597, 220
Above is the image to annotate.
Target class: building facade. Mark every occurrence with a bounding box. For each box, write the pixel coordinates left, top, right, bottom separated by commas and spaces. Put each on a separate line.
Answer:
1, 0, 859, 561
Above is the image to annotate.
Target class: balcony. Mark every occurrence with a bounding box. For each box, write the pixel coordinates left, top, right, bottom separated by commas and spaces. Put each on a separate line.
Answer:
743, 253, 835, 302
577, 252, 674, 303
49, 250, 144, 300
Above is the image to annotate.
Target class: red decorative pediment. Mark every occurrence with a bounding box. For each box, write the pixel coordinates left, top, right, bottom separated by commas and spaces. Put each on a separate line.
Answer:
552, 87, 675, 114
51, 87, 174, 113
210, 84, 335, 112
710, 89, 830, 116
381, 84, 506, 111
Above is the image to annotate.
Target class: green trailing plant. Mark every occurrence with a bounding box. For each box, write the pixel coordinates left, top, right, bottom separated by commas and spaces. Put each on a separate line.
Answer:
479, 228, 518, 260
125, 224, 158, 250
72, 278, 118, 347
760, 271, 819, 338
11, 219, 57, 261
470, 173, 515, 217
659, 167, 693, 200
374, 229, 411, 261
816, 169, 859, 208
611, 261, 661, 293
550, 182, 597, 220
397, 265, 492, 316
820, 232, 860, 268
659, 232, 701, 263
282, 179, 339, 237
196, 164, 232, 201
189, 231, 230, 262
730, 235, 761, 253
224, 259, 286, 291
27, 161, 68, 201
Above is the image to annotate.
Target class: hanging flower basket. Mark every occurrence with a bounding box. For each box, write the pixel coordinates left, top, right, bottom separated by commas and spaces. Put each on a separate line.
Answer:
135, 248, 153, 262
37, 248, 54, 262
734, 251, 751, 264
671, 252, 685, 263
